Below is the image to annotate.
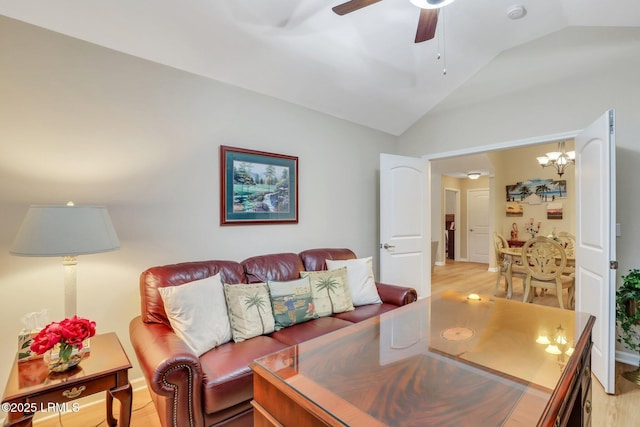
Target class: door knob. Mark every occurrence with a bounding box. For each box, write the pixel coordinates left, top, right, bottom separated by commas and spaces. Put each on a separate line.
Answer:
383, 243, 395, 249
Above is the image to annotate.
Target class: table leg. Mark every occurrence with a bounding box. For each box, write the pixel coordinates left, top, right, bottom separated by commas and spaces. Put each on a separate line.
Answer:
3, 412, 33, 427
504, 255, 514, 299
106, 383, 132, 427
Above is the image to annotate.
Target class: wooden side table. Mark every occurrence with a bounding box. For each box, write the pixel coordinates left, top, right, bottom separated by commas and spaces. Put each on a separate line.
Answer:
2, 332, 132, 427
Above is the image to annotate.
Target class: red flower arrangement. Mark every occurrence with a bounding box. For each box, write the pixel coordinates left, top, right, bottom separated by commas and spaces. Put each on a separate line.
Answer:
30, 316, 96, 362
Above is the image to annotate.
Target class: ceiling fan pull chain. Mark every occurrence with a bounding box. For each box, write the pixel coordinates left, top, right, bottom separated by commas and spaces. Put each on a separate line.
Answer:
437, 21, 441, 60
442, 8, 447, 75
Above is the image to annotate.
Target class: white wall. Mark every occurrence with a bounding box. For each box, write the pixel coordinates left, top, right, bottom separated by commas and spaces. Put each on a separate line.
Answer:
399, 27, 640, 361
0, 17, 396, 395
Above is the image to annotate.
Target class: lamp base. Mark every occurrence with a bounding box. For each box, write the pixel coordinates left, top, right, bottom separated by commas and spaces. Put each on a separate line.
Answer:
63, 256, 78, 318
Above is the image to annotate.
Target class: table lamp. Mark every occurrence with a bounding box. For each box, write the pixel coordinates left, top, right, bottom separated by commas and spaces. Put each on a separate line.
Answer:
10, 202, 120, 317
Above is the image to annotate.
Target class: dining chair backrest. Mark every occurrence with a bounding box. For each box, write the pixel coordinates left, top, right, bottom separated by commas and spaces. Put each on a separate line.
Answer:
521, 236, 567, 281
493, 232, 509, 262
556, 231, 576, 258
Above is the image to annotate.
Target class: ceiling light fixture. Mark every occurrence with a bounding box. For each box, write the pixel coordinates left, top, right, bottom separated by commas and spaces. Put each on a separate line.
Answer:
410, 0, 456, 9
536, 141, 575, 177
467, 172, 481, 180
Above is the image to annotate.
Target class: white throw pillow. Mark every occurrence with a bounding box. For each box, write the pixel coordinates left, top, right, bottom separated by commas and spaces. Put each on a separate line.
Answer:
326, 257, 382, 306
158, 273, 232, 356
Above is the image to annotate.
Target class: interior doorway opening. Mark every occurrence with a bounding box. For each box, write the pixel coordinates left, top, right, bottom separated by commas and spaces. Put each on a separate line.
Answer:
443, 188, 459, 262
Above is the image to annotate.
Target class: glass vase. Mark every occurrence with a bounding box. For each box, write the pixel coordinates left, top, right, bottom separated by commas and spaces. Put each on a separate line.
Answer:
44, 343, 84, 373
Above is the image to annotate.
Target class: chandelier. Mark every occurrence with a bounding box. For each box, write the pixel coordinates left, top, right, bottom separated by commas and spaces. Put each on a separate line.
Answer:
536, 141, 575, 177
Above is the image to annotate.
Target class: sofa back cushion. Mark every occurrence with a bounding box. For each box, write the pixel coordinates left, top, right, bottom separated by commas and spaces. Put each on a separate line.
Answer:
299, 248, 356, 271
242, 252, 304, 283
140, 260, 246, 325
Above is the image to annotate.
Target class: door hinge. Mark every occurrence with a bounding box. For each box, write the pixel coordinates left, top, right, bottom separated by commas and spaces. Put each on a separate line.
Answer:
610, 260, 618, 270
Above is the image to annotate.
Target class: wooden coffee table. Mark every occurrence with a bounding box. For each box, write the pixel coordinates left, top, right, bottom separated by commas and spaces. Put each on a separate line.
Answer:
251, 290, 595, 427
2, 332, 132, 427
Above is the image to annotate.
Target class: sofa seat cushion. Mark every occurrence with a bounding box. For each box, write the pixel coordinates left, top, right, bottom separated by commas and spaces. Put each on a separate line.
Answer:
268, 316, 354, 346
333, 303, 400, 323
200, 336, 290, 415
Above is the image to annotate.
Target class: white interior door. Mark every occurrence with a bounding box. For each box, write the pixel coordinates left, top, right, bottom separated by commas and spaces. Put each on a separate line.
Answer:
575, 109, 616, 394
468, 188, 490, 263
380, 154, 430, 298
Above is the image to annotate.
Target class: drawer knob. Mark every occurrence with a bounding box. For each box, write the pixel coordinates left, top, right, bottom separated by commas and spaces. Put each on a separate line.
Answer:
584, 365, 591, 377
585, 400, 592, 414
62, 386, 86, 399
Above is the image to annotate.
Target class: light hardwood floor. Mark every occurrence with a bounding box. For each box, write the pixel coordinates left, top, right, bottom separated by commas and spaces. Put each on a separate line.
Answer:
34, 260, 639, 426
433, 259, 640, 427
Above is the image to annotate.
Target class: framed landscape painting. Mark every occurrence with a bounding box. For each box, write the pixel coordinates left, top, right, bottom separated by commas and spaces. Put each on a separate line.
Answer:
220, 145, 298, 225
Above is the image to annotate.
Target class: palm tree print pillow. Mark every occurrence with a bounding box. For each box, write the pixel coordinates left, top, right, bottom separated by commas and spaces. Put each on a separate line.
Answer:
300, 267, 355, 317
267, 276, 318, 330
223, 283, 275, 342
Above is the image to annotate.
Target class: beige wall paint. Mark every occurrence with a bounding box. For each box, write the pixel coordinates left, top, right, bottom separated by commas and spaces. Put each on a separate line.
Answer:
0, 17, 396, 394
494, 142, 575, 242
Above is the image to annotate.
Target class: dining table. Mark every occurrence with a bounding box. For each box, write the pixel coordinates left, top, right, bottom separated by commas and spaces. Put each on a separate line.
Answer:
499, 246, 575, 300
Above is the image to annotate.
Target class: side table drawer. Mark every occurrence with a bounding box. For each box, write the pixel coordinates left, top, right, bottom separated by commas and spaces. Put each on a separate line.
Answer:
29, 375, 116, 404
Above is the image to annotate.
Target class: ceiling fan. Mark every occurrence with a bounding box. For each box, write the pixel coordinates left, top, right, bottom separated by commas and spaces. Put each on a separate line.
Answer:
332, 0, 456, 43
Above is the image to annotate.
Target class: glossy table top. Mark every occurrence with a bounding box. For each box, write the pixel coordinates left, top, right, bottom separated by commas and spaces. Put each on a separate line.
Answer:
253, 290, 594, 426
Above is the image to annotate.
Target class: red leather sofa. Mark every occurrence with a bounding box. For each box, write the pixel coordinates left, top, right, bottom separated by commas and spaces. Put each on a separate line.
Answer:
129, 248, 418, 427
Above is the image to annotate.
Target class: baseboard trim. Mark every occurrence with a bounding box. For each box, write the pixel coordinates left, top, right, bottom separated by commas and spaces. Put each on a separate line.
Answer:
616, 349, 640, 366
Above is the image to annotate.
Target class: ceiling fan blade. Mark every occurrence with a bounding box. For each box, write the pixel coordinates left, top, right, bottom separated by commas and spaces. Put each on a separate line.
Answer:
332, 0, 384, 16
415, 8, 438, 43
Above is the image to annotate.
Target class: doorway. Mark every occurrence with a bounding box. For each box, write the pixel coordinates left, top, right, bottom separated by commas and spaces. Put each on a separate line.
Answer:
424, 112, 615, 393
444, 188, 459, 261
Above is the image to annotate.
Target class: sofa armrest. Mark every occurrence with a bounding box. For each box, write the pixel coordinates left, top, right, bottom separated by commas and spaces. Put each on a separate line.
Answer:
129, 316, 204, 427
375, 282, 418, 306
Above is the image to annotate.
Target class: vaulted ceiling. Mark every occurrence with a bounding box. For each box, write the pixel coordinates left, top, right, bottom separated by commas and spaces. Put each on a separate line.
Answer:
1, 0, 639, 135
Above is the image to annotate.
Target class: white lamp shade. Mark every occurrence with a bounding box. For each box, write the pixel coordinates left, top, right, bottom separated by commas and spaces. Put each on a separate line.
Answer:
11, 205, 120, 257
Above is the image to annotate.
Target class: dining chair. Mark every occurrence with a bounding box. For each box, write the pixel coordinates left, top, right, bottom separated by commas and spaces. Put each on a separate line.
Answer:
522, 236, 575, 310
556, 231, 576, 276
493, 232, 526, 298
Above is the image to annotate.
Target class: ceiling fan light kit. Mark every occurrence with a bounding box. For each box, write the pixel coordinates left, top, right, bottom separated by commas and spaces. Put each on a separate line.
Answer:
333, 0, 456, 43
410, 0, 456, 9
